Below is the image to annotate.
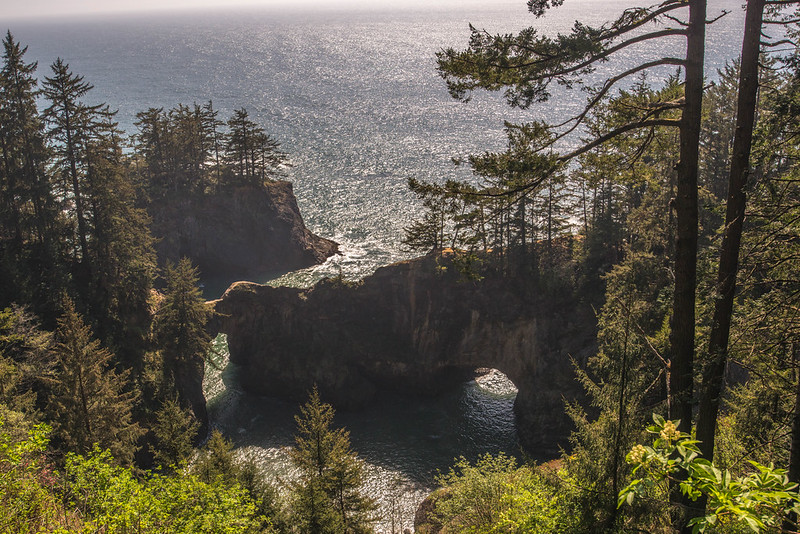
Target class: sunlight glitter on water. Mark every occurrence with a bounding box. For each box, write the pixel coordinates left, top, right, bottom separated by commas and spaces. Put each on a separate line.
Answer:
203, 333, 522, 531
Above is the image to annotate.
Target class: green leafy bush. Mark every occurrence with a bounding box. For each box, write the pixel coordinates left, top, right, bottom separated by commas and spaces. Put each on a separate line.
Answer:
432, 453, 578, 533
620, 415, 800, 533
63, 445, 270, 533
0, 420, 66, 533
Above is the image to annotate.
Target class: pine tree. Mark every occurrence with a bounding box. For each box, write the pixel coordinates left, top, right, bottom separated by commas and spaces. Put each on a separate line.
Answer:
202, 100, 224, 185
192, 429, 238, 484
224, 108, 287, 186
83, 104, 156, 367
0, 32, 62, 316
289, 388, 376, 534
133, 106, 171, 196
42, 58, 101, 268
48, 297, 141, 462
0, 306, 54, 420
154, 258, 211, 429
150, 398, 199, 470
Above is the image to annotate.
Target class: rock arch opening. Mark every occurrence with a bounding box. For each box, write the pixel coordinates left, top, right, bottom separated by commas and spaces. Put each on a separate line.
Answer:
210, 255, 597, 454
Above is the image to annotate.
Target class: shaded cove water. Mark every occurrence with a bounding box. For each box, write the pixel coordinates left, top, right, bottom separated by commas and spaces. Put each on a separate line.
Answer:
204, 335, 520, 531
10, 2, 747, 529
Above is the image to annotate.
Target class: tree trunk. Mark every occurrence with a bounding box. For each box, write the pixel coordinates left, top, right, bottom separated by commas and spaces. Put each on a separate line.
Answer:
695, 0, 765, 464
785, 343, 800, 532
671, 0, 704, 437
670, 0, 705, 530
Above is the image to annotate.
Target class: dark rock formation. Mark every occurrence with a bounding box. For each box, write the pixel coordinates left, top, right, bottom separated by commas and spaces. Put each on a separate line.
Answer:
414, 488, 446, 534
175, 355, 209, 440
149, 182, 338, 279
210, 255, 597, 455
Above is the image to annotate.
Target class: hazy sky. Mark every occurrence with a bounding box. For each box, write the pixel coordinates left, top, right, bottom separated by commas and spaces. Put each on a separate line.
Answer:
3, 0, 493, 20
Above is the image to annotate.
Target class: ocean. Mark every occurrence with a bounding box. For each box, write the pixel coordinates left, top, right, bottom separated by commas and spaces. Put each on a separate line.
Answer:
6, 1, 748, 530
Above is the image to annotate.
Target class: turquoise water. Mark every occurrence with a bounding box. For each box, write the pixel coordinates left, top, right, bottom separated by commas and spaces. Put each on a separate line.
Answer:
9, 2, 749, 529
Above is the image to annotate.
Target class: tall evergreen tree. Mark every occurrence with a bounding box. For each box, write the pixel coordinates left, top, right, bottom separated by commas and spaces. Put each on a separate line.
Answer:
289, 388, 376, 534
0, 32, 62, 315
0, 305, 54, 420
43, 61, 155, 362
150, 398, 200, 470
695, 0, 768, 470
202, 100, 224, 184
153, 258, 211, 431
42, 58, 100, 269
224, 108, 287, 186
436, 4, 707, 469
433, 2, 716, 526
83, 104, 156, 366
133, 106, 171, 195
48, 297, 141, 462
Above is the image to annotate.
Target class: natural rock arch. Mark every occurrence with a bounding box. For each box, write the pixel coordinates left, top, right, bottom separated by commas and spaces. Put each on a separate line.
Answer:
210, 255, 597, 454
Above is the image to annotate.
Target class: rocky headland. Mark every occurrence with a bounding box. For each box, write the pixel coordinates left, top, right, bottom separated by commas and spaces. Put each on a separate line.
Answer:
149, 181, 338, 280
210, 254, 597, 455
149, 181, 337, 432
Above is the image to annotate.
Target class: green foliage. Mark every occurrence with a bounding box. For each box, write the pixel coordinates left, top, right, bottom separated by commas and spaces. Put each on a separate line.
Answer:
193, 428, 238, 484
431, 453, 579, 533
48, 297, 142, 463
63, 445, 270, 533
224, 107, 288, 187
150, 398, 199, 470
620, 415, 800, 533
0, 32, 64, 318
134, 101, 223, 196
155, 258, 212, 368
0, 306, 53, 417
403, 123, 570, 277
191, 429, 283, 533
153, 257, 211, 421
1, 415, 275, 533
436, 2, 685, 111
134, 103, 287, 194
289, 387, 376, 534
41, 57, 156, 367
0, 419, 64, 533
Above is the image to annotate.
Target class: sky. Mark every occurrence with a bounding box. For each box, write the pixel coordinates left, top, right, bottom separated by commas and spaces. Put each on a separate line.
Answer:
2, 0, 494, 20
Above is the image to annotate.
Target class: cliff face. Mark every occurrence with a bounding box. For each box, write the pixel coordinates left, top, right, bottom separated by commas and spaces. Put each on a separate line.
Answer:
149, 182, 338, 279
211, 255, 597, 454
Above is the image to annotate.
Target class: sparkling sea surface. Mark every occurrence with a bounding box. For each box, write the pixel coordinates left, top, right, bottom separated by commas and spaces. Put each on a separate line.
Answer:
7, 2, 747, 530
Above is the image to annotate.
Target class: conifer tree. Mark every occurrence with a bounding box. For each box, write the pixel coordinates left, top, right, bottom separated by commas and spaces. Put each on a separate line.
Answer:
154, 258, 211, 429
192, 429, 238, 484
42, 60, 156, 362
0, 32, 54, 247
0, 32, 62, 315
435, 4, 709, 469
83, 104, 156, 366
289, 388, 376, 534
133, 106, 171, 195
150, 398, 199, 470
48, 297, 141, 462
202, 100, 224, 184
224, 108, 287, 186
0, 306, 53, 420
42, 58, 101, 268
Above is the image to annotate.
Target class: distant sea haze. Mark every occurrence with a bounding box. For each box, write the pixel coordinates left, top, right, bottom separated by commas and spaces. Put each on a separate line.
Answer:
12, 0, 746, 289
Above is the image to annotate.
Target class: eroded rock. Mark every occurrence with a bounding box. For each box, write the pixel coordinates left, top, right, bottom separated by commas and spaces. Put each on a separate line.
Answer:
211, 255, 597, 454
149, 182, 338, 279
